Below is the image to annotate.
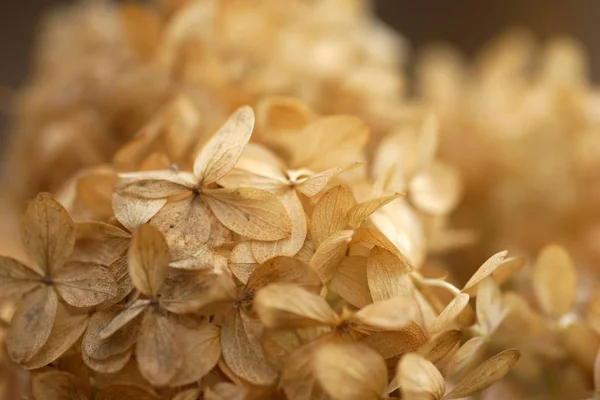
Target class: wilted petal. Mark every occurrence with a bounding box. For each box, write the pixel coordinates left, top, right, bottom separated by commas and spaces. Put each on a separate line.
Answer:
95, 384, 159, 400
128, 224, 170, 296
23, 303, 88, 370
310, 230, 354, 282
311, 185, 355, 248
409, 161, 461, 216
367, 246, 412, 302
83, 309, 141, 361
0, 257, 42, 298
255, 283, 339, 329
113, 193, 167, 233
297, 162, 364, 197
100, 299, 150, 339
32, 370, 89, 400
351, 296, 415, 332
6, 287, 57, 363
194, 106, 255, 184
444, 349, 521, 399
418, 330, 462, 365
137, 312, 181, 386
151, 197, 211, 258
462, 250, 508, 295
331, 256, 372, 308
21, 192, 75, 275
347, 193, 403, 230
398, 352, 445, 400
54, 262, 117, 307
431, 293, 470, 334
313, 342, 388, 400
246, 257, 322, 294
73, 222, 130, 266
221, 311, 278, 385
204, 187, 291, 241
251, 190, 307, 263
168, 321, 221, 386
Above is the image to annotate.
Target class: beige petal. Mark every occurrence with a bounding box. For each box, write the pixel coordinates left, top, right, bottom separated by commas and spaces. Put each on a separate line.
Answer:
291, 115, 369, 171
492, 256, 526, 286
151, 197, 211, 259
168, 321, 221, 386
229, 242, 257, 285
351, 296, 415, 332
462, 250, 508, 295
160, 269, 222, 314
409, 161, 461, 216
255, 283, 339, 329
251, 190, 307, 263
6, 287, 57, 363
0, 257, 42, 298
23, 304, 88, 370
255, 96, 313, 138
309, 230, 354, 282
431, 293, 470, 334
362, 322, 427, 359
174, 388, 204, 400
83, 309, 141, 361
311, 185, 354, 248
32, 370, 89, 400
351, 227, 405, 260
21, 192, 75, 275
105, 257, 135, 306
116, 171, 195, 199
218, 167, 288, 192
532, 244, 577, 318
95, 385, 159, 400
100, 299, 150, 339
54, 262, 117, 307
418, 329, 462, 364
297, 162, 364, 197
204, 187, 291, 241
113, 193, 167, 233
137, 312, 181, 386
443, 337, 487, 377
82, 348, 133, 374
246, 257, 321, 294
331, 256, 372, 308
444, 349, 520, 399
347, 193, 404, 230
282, 341, 329, 400
221, 311, 279, 385
313, 342, 388, 400
398, 352, 445, 400
194, 106, 255, 184
73, 222, 130, 266
128, 224, 170, 296
476, 277, 506, 335
367, 246, 412, 302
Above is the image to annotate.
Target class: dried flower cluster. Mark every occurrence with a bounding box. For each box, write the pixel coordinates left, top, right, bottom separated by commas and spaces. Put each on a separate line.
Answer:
1, 1, 600, 400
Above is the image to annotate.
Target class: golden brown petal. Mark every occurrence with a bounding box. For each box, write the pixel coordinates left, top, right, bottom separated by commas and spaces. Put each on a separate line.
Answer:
204, 187, 292, 241
255, 283, 339, 329
137, 311, 181, 386
398, 352, 445, 400
53, 262, 117, 307
444, 349, 520, 399
431, 293, 470, 334
220, 311, 279, 386
461, 250, 508, 295
330, 256, 372, 308
296, 162, 364, 197
6, 287, 57, 363
313, 342, 388, 400
73, 222, 130, 266
128, 224, 170, 296
246, 256, 321, 294
194, 106, 255, 185
347, 193, 403, 230
21, 192, 76, 275
95, 384, 160, 400
0, 256, 42, 298
112, 193, 167, 233
367, 246, 412, 302
83, 309, 141, 362
309, 230, 354, 282
311, 185, 354, 248
32, 370, 90, 400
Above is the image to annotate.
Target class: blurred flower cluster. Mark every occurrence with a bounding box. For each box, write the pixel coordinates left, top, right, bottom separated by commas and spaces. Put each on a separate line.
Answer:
0, 0, 598, 399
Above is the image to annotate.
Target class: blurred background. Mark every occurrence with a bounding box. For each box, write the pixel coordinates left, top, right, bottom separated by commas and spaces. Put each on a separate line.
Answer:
1, 0, 600, 143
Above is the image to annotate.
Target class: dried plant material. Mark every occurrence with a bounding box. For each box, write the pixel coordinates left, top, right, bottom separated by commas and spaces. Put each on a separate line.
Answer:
409, 162, 460, 216
444, 349, 521, 399
330, 256, 372, 308
128, 224, 170, 297
398, 352, 445, 400
419, 329, 462, 365
137, 312, 181, 385
462, 250, 508, 295
310, 230, 354, 281
367, 246, 411, 302
313, 342, 388, 400
33, 370, 90, 400
532, 244, 577, 318
347, 193, 403, 230
431, 293, 470, 334
311, 185, 354, 248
